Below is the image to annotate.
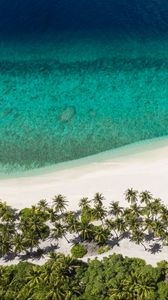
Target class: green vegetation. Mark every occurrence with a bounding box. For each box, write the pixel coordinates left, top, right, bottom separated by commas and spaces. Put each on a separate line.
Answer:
1, 189, 168, 298
71, 243, 87, 258
97, 245, 111, 254
1, 189, 168, 258
0, 253, 168, 299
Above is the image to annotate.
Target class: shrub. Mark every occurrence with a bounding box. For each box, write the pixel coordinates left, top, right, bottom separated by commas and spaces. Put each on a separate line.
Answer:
97, 245, 111, 254
71, 243, 87, 258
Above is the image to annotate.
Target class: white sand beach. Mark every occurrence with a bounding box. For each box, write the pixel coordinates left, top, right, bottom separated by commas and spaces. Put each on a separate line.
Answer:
1, 136, 168, 209
1, 136, 168, 265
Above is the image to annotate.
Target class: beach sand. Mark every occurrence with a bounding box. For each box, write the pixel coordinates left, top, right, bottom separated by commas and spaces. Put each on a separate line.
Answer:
1, 136, 168, 265
1, 136, 168, 209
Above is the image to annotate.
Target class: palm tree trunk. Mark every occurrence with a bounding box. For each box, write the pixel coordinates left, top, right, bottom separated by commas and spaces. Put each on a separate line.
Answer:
63, 234, 70, 243
113, 230, 118, 239
141, 242, 147, 251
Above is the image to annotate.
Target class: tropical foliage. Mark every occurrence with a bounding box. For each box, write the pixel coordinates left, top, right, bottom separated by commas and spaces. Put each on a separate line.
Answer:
1, 189, 168, 298
0, 253, 168, 299
71, 243, 87, 258
1, 189, 168, 259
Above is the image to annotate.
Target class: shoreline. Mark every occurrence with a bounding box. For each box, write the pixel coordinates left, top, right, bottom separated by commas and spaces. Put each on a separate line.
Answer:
1, 135, 168, 266
1, 135, 168, 180
0, 136, 168, 210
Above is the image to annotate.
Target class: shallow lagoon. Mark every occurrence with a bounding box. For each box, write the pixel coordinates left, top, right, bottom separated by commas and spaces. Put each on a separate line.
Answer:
0, 32, 168, 174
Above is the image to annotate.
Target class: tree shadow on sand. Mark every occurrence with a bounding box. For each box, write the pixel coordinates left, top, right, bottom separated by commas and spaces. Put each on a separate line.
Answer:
148, 243, 162, 254
109, 232, 131, 247
70, 235, 81, 244
144, 232, 155, 243
3, 244, 59, 262
108, 237, 120, 248
120, 231, 131, 240
3, 252, 16, 262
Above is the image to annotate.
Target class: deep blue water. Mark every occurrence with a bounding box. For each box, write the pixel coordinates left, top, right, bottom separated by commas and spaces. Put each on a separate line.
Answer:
0, 1, 168, 174
0, 0, 168, 35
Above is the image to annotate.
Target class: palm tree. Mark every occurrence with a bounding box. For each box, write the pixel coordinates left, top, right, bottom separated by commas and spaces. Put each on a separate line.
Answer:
151, 198, 163, 220
0, 235, 12, 257
24, 232, 41, 253
63, 212, 80, 234
130, 203, 142, 218
49, 253, 84, 280
92, 204, 106, 225
78, 221, 94, 241
122, 208, 140, 233
134, 284, 155, 300
93, 193, 104, 206
0, 223, 15, 256
19, 207, 50, 243
0, 265, 15, 294
114, 218, 127, 238
124, 188, 138, 205
105, 219, 118, 239
109, 201, 123, 217
159, 205, 168, 223
109, 276, 136, 300
152, 220, 166, 239
15, 285, 32, 300
143, 217, 154, 234
139, 190, 153, 206
0, 201, 16, 223
93, 226, 110, 245
48, 208, 59, 223
52, 195, 68, 214
131, 229, 146, 250
19, 207, 49, 253
13, 234, 26, 255
26, 265, 43, 288
45, 279, 66, 300
45, 253, 85, 299
0, 222, 15, 236
123, 271, 155, 300
79, 197, 91, 211
106, 218, 127, 240
37, 199, 49, 211
48, 252, 61, 263
145, 199, 162, 220
127, 215, 140, 233
122, 208, 133, 223
39, 264, 53, 285
51, 222, 70, 243
46, 271, 82, 300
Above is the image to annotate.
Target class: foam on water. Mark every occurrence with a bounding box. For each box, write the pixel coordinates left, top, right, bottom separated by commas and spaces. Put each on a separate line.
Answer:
0, 31, 168, 174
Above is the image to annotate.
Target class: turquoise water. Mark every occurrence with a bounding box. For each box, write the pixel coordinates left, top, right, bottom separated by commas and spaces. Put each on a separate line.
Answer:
1, 32, 168, 174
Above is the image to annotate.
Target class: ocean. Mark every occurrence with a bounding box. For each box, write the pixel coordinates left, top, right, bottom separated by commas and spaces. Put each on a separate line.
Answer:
0, 0, 168, 174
